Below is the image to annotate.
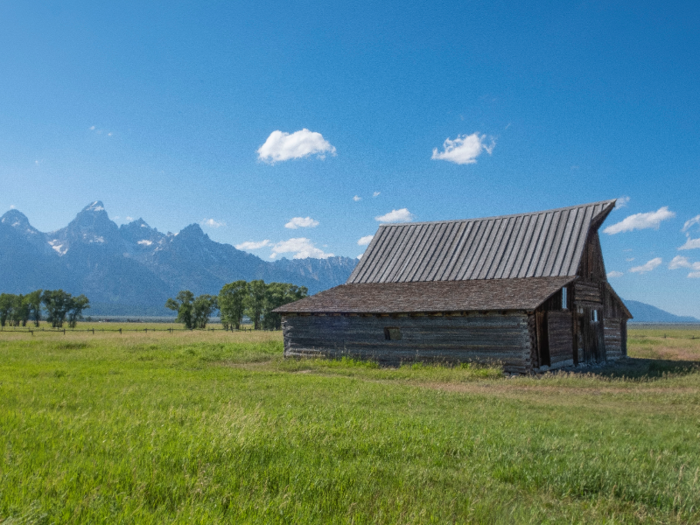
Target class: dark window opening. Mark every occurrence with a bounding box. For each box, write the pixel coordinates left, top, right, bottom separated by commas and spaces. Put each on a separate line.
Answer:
384, 327, 402, 340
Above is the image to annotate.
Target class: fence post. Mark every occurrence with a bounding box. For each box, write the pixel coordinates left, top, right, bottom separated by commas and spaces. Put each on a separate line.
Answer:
119, 328, 122, 334
63, 329, 66, 335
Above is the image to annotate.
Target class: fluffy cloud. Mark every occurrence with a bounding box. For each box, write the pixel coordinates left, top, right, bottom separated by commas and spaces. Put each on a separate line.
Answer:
629, 258, 662, 274
235, 240, 270, 250
678, 215, 700, 251
603, 207, 675, 235
257, 129, 336, 164
614, 196, 631, 209
375, 208, 414, 223
669, 255, 700, 278
607, 271, 624, 278
202, 218, 225, 228
431, 132, 495, 165
373, 192, 380, 197
679, 238, 700, 250
353, 195, 362, 202
271, 238, 333, 259
682, 215, 700, 232
284, 217, 319, 229
669, 255, 692, 269
358, 235, 374, 246
357, 253, 363, 259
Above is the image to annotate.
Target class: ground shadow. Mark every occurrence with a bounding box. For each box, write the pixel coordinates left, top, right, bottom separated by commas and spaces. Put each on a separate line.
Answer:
562, 357, 700, 380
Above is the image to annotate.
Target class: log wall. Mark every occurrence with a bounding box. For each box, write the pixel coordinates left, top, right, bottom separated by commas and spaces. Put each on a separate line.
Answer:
282, 313, 533, 374
547, 311, 574, 368
604, 318, 624, 360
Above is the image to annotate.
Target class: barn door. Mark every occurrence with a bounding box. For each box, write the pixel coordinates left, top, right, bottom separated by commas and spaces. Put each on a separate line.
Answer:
579, 307, 604, 363
535, 311, 550, 368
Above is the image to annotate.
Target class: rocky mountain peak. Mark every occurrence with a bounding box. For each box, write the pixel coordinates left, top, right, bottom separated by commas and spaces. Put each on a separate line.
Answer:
1, 209, 32, 230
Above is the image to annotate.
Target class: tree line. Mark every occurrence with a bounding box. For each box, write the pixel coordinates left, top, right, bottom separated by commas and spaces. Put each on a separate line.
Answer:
165, 280, 307, 330
0, 290, 90, 328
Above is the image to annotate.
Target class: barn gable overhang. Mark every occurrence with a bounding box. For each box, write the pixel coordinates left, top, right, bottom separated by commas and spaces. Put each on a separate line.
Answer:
273, 277, 576, 315
348, 200, 616, 284
605, 282, 633, 320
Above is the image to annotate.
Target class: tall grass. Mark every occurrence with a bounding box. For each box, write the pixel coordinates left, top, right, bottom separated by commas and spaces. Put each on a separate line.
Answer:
0, 327, 698, 523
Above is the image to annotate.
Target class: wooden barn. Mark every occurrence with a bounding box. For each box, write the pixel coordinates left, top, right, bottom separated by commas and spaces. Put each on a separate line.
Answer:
274, 200, 632, 374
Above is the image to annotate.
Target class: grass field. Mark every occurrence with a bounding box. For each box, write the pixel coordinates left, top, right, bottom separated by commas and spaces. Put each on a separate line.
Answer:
1, 325, 699, 524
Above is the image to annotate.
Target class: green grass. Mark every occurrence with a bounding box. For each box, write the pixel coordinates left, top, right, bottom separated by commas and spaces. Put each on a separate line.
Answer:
1, 327, 699, 524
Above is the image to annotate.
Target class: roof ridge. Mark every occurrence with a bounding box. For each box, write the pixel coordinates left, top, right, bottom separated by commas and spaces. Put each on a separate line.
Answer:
378, 199, 616, 228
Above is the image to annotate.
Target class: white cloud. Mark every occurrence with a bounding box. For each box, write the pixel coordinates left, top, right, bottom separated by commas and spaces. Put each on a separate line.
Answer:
689, 272, 700, 279
603, 207, 675, 235
682, 215, 700, 232
625, 257, 635, 262
358, 235, 374, 246
431, 132, 495, 165
373, 191, 380, 197
679, 237, 700, 250
607, 271, 624, 278
89, 125, 95, 130
353, 195, 362, 202
9, 205, 15, 209
284, 216, 319, 229
614, 196, 630, 209
125, 216, 134, 222
271, 238, 333, 259
257, 129, 336, 164
202, 218, 225, 228
375, 208, 414, 223
137, 240, 153, 246
235, 240, 270, 250
357, 253, 363, 259
669, 255, 700, 273
669, 255, 692, 269
630, 258, 662, 274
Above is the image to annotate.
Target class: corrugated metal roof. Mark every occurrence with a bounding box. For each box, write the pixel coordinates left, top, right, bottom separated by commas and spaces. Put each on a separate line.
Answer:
274, 277, 575, 314
348, 200, 616, 284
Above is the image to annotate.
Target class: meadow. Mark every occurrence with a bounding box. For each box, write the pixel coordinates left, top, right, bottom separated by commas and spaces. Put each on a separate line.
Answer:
1, 324, 699, 524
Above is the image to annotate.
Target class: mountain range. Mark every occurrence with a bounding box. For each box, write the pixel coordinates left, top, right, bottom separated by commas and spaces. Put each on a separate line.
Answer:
0, 201, 358, 315
2, 201, 699, 322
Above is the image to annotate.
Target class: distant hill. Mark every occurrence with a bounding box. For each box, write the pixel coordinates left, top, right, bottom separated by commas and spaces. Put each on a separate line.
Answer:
0, 202, 358, 315
625, 299, 700, 324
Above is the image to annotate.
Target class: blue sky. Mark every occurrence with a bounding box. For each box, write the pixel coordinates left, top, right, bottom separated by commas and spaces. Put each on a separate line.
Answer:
1, 1, 699, 316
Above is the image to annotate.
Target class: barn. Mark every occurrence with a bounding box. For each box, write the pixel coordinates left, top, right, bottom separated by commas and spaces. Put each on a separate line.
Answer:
274, 200, 632, 374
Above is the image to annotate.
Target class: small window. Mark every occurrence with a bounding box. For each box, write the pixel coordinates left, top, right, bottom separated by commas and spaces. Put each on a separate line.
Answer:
561, 287, 568, 310
384, 327, 402, 340
592, 310, 598, 323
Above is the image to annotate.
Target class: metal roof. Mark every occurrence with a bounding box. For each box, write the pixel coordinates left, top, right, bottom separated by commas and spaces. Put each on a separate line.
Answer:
348, 200, 616, 284
274, 277, 575, 314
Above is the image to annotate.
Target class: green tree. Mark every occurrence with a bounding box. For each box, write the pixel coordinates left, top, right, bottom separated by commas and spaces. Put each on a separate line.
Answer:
42, 290, 73, 328
192, 294, 218, 329
218, 280, 248, 330
246, 280, 267, 330
11, 294, 30, 327
262, 283, 308, 330
25, 290, 43, 327
165, 291, 195, 329
67, 295, 90, 328
0, 293, 15, 327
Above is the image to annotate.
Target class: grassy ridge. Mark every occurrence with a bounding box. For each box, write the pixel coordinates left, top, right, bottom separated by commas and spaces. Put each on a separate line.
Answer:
1, 328, 699, 523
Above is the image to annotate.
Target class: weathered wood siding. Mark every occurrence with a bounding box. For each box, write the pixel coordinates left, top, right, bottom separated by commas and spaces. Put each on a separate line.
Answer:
548, 311, 574, 368
283, 313, 533, 374
574, 281, 602, 306
604, 319, 624, 360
